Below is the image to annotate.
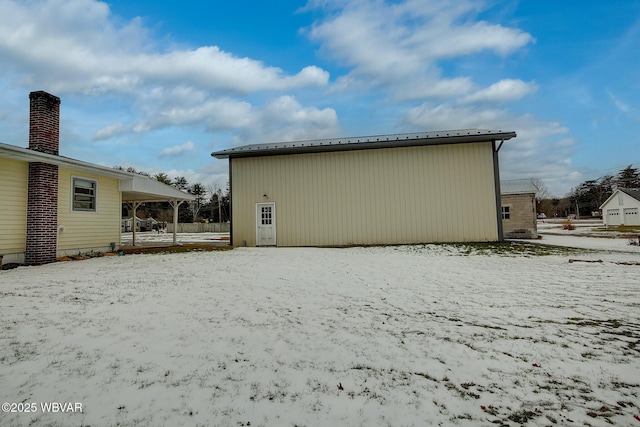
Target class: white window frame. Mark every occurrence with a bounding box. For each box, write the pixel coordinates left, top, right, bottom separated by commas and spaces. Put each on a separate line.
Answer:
72, 177, 98, 212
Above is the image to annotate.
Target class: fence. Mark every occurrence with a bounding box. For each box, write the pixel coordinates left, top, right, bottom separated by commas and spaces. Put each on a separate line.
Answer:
166, 222, 230, 233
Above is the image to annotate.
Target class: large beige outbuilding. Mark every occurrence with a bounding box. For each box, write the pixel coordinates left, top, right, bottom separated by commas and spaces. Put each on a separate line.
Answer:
212, 129, 516, 247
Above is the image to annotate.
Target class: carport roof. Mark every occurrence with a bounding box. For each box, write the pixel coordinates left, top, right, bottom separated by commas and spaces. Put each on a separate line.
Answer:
120, 175, 195, 203
211, 129, 517, 159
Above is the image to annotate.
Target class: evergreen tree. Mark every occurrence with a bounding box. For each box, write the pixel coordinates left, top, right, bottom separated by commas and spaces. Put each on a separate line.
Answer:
173, 176, 189, 191
616, 165, 640, 188
154, 172, 172, 185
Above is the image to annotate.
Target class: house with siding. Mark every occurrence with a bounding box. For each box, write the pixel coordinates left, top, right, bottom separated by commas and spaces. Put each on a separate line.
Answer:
500, 179, 539, 239
600, 188, 640, 226
0, 91, 193, 268
212, 129, 516, 247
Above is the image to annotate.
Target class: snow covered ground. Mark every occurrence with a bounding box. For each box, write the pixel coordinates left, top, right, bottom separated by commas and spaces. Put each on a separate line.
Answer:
120, 231, 230, 246
1, 235, 639, 426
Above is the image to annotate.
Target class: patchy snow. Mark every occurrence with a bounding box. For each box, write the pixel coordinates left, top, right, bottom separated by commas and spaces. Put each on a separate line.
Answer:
1, 240, 639, 426
121, 231, 230, 246
535, 219, 640, 253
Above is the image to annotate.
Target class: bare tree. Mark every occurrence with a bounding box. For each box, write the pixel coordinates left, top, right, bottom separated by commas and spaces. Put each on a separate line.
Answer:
530, 178, 550, 202
189, 183, 207, 222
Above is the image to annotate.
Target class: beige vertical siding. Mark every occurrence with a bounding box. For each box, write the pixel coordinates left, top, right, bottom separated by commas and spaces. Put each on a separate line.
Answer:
57, 167, 122, 254
0, 158, 28, 255
231, 141, 498, 246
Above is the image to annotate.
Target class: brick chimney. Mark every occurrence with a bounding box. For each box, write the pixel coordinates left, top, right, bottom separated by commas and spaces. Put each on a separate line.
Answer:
29, 91, 61, 154
25, 91, 61, 265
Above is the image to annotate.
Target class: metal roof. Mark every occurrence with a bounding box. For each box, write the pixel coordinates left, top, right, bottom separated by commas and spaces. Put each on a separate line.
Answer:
501, 179, 539, 195
211, 129, 516, 159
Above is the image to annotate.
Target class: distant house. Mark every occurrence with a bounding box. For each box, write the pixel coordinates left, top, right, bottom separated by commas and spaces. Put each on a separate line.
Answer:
0, 91, 194, 267
212, 129, 516, 247
600, 188, 640, 226
121, 216, 161, 232
500, 179, 539, 239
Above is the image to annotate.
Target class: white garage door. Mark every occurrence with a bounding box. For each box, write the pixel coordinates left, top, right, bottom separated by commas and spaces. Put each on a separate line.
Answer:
607, 209, 621, 226
624, 208, 640, 226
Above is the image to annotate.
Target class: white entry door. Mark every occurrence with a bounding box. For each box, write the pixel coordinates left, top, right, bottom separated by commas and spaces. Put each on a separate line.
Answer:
256, 202, 276, 246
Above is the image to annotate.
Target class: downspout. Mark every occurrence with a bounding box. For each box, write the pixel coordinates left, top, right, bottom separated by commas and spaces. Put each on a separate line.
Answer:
228, 158, 233, 247
493, 140, 504, 241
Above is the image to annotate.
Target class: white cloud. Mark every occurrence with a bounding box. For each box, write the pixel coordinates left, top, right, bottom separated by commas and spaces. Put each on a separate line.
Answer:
0, 0, 331, 141
459, 79, 538, 104
406, 102, 508, 130
132, 88, 254, 133
405, 102, 578, 196
230, 95, 340, 145
94, 123, 128, 140
159, 141, 195, 157
138, 49, 329, 94
0, 0, 329, 95
608, 91, 631, 114
306, 0, 534, 100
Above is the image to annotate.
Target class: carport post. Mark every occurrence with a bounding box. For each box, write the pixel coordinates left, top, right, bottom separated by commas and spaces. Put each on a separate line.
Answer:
131, 201, 141, 246
169, 200, 185, 245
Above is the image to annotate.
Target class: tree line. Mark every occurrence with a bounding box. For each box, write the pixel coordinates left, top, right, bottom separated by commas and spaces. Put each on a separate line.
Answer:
537, 165, 640, 218
114, 166, 230, 223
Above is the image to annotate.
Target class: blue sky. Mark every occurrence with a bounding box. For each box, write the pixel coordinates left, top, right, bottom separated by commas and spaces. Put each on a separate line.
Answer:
0, 0, 638, 196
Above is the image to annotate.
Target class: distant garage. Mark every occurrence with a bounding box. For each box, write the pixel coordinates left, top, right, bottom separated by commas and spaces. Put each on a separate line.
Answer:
600, 188, 640, 226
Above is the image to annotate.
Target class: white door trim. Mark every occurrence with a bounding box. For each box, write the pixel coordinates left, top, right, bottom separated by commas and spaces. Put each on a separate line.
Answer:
256, 202, 276, 246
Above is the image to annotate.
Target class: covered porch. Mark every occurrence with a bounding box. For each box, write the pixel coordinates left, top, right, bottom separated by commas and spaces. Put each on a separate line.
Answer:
120, 174, 196, 247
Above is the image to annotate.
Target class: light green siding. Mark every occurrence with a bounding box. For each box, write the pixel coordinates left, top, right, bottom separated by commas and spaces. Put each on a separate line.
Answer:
0, 158, 28, 255
231, 141, 498, 246
57, 167, 121, 254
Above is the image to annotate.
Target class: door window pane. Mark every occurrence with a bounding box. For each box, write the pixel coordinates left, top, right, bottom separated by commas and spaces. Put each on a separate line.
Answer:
261, 206, 272, 225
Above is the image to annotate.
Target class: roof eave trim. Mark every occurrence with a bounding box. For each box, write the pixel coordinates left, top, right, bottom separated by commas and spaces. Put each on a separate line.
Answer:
211, 131, 516, 159
0, 142, 132, 178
